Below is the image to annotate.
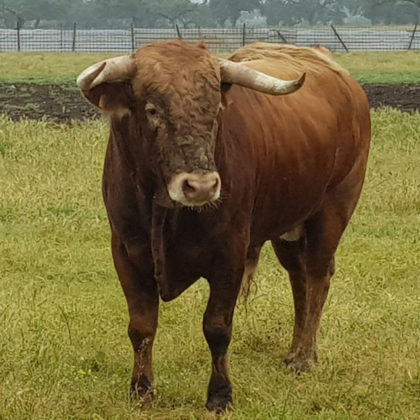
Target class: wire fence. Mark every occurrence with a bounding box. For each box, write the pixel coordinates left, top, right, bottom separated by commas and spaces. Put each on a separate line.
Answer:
0, 24, 419, 53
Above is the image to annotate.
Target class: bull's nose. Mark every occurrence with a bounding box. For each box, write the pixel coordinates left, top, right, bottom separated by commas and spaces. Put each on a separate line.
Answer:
182, 174, 220, 202
167, 171, 221, 206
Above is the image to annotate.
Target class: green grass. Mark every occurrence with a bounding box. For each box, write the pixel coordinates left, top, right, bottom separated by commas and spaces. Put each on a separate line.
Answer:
0, 51, 420, 84
0, 52, 121, 84
335, 51, 420, 84
0, 110, 419, 419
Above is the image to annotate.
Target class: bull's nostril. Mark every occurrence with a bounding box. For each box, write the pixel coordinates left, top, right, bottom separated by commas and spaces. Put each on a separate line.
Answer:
182, 180, 197, 197
211, 177, 219, 191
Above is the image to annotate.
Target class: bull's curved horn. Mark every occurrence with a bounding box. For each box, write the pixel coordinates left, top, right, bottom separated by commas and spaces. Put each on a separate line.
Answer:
219, 59, 305, 95
76, 55, 137, 90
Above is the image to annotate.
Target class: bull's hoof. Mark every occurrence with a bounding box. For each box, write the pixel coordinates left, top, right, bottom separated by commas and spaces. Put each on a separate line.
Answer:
206, 384, 233, 413
130, 379, 155, 408
205, 396, 232, 414
284, 350, 317, 373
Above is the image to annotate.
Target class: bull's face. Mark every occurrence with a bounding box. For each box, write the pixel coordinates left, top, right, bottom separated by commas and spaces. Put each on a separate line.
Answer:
77, 41, 305, 208
141, 93, 221, 207
133, 44, 222, 207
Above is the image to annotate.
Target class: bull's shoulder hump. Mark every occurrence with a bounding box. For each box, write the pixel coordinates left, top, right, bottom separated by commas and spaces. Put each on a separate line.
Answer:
228, 43, 347, 78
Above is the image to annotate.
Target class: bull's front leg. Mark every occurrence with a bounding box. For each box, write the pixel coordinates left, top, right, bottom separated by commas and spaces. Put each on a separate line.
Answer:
203, 263, 243, 413
111, 234, 159, 404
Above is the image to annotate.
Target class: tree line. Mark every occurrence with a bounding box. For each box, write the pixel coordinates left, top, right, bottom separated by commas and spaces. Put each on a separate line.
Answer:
1, 0, 419, 29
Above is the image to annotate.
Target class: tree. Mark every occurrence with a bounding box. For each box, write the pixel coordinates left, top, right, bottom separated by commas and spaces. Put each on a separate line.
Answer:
259, 0, 360, 26
362, 0, 420, 24
209, 0, 261, 27
0, 0, 72, 28
392, 0, 420, 23
259, 0, 291, 26
70, 0, 149, 27
144, 0, 200, 28
285, 0, 346, 25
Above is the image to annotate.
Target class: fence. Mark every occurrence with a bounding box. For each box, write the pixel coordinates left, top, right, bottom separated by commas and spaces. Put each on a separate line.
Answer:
0, 24, 419, 53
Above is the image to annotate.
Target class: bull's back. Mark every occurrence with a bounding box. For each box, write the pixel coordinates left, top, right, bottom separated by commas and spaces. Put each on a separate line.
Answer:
220, 44, 370, 241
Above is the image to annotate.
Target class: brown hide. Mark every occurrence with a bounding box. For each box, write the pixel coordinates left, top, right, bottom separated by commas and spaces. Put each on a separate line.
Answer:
219, 45, 370, 244
102, 43, 370, 299
81, 41, 370, 411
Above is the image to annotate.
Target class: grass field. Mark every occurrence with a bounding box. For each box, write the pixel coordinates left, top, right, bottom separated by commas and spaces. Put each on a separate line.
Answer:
1, 51, 420, 84
0, 108, 419, 419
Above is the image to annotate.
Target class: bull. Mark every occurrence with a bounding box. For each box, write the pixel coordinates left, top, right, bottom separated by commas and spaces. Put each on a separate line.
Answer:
77, 40, 370, 412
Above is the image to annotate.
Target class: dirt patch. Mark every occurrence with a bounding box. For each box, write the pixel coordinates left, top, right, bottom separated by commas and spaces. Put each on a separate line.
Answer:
0, 83, 419, 123
363, 84, 420, 113
0, 84, 100, 123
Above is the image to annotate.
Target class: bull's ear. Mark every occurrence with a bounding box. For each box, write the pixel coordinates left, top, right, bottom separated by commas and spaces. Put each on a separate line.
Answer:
81, 82, 134, 114
220, 83, 233, 109
77, 55, 137, 114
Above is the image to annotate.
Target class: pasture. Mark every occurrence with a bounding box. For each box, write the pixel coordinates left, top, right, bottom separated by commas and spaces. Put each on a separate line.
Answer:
0, 51, 419, 419
1, 50, 420, 84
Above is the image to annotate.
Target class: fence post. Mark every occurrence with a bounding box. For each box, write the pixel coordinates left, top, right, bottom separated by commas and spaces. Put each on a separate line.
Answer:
331, 25, 349, 53
60, 24, 63, 52
408, 24, 418, 50
275, 30, 288, 44
17, 20, 21, 52
175, 24, 182, 39
72, 22, 77, 52
242, 23, 246, 46
131, 23, 135, 52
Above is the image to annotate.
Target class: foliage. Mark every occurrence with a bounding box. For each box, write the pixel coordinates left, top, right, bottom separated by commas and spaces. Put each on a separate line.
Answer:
209, 0, 261, 27
0, 0, 70, 27
259, 0, 290, 26
363, 0, 420, 24
144, 0, 200, 28
0, 0, 419, 29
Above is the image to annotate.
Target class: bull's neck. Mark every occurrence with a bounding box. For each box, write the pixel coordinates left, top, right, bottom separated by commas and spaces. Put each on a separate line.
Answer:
110, 118, 152, 179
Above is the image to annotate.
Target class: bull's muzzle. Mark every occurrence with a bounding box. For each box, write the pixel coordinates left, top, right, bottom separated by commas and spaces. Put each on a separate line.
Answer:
167, 171, 221, 207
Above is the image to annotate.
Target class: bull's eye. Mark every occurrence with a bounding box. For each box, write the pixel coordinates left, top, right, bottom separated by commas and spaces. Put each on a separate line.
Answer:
145, 103, 158, 116
144, 102, 162, 134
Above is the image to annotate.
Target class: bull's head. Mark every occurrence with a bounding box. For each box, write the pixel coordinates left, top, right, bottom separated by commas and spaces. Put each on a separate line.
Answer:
77, 41, 304, 208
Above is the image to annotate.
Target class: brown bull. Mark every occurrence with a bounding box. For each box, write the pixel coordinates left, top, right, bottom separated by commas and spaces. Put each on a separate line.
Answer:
77, 40, 370, 412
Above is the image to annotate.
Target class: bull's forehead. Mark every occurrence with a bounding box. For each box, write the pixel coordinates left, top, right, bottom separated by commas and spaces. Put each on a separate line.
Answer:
132, 41, 221, 104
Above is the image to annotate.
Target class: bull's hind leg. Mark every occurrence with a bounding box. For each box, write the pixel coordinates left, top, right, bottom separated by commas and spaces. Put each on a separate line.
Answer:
272, 212, 338, 372
271, 235, 311, 369
111, 234, 159, 405
272, 215, 340, 371
272, 169, 366, 371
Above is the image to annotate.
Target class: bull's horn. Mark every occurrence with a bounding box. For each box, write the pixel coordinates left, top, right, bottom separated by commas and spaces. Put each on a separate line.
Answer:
76, 55, 137, 90
219, 59, 305, 95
